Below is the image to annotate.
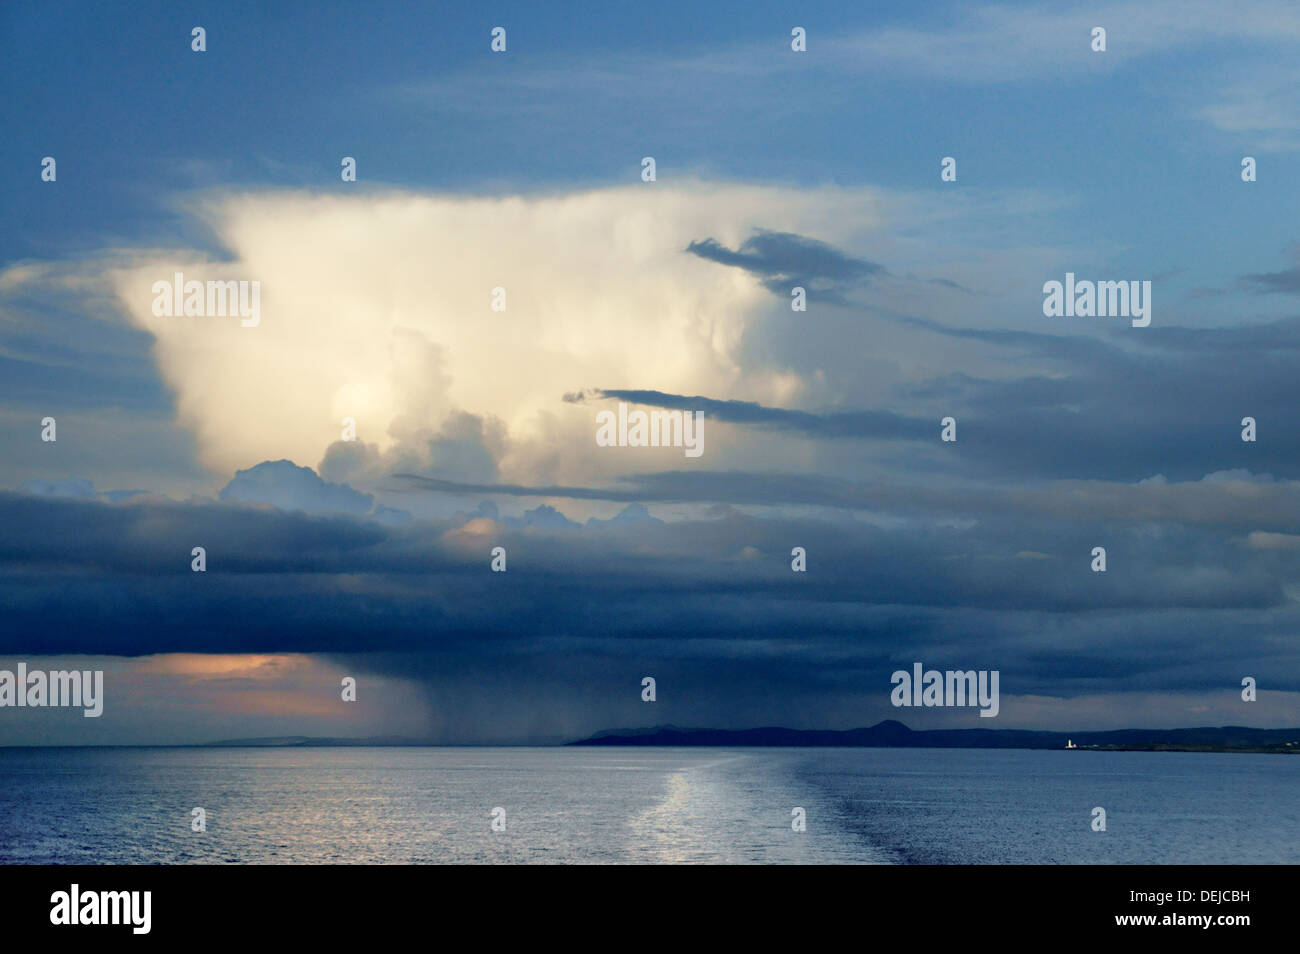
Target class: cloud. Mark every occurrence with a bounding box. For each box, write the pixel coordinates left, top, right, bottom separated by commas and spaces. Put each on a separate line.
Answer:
17, 476, 97, 499
586, 503, 663, 529
219, 460, 373, 515
2, 489, 1299, 698
0, 653, 433, 745
99, 182, 898, 484
1240, 249, 1300, 293
319, 410, 504, 489
8, 2, 1300, 745
500, 504, 581, 530
4, 179, 1086, 506
6, 454, 1300, 740
878, 314, 1300, 482
1244, 531, 1300, 550
569, 387, 928, 440
395, 2, 1300, 113
1197, 65, 1300, 149
391, 468, 1300, 537
16, 476, 156, 505
561, 299, 1300, 482
685, 230, 886, 302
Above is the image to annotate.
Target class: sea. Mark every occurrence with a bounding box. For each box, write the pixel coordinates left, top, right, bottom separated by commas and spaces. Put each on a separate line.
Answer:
0, 747, 1295, 864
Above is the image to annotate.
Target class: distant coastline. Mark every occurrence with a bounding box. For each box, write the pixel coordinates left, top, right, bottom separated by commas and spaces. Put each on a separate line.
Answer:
7, 721, 1295, 751
566, 720, 1300, 753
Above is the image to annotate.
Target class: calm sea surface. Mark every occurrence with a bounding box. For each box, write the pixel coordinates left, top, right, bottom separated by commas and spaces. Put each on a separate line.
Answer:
0, 747, 1295, 864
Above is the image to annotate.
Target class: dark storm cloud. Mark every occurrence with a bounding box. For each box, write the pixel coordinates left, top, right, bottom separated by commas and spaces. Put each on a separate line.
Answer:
2, 490, 1298, 699
563, 387, 928, 440
685, 229, 886, 301
896, 315, 1300, 481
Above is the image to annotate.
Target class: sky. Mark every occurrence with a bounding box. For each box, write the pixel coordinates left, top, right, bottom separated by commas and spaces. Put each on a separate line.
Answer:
3, 0, 1300, 743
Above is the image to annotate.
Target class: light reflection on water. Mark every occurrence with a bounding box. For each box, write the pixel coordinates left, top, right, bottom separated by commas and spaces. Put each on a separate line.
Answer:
0, 746, 1293, 864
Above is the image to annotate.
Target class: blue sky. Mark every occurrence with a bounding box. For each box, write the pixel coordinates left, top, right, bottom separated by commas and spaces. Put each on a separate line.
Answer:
3, 0, 1300, 743
6, 1, 1296, 272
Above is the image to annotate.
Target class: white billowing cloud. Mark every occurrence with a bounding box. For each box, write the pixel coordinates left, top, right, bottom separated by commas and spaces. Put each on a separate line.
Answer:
107, 182, 892, 482
218, 459, 373, 515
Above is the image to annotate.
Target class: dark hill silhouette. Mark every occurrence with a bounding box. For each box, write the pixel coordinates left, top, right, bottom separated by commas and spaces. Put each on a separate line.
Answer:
568, 720, 1300, 752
